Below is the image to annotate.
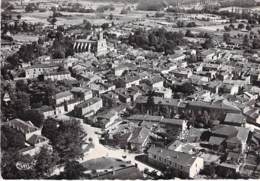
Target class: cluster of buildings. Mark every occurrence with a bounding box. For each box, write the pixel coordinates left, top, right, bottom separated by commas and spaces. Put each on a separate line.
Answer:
3, 36, 260, 177
1, 3, 260, 179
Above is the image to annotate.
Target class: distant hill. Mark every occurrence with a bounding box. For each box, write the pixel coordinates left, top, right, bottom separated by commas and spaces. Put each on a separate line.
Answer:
135, 0, 257, 11
219, 0, 256, 7
84, 0, 256, 7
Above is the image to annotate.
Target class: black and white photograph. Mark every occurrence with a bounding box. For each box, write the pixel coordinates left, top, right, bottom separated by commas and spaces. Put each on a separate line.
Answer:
1, 0, 260, 179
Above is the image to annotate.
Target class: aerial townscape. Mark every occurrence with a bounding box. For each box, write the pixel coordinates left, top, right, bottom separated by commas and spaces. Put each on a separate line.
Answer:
1, 0, 260, 179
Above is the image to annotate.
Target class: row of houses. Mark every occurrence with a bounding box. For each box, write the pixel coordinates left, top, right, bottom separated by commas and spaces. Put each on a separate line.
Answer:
135, 95, 241, 117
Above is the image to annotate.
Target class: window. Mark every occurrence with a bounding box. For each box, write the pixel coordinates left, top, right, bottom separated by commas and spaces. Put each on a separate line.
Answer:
153, 155, 156, 159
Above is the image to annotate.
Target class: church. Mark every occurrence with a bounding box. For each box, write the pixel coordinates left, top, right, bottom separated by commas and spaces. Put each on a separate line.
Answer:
73, 32, 107, 57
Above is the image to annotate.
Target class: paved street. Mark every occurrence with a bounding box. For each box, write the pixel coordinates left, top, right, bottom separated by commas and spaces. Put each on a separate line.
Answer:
55, 114, 161, 174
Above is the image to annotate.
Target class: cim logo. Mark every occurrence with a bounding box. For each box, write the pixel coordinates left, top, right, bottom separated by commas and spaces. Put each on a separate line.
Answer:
16, 160, 37, 170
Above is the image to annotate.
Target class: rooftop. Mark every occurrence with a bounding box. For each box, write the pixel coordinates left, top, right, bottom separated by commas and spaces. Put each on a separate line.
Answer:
44, 71, 71, 76
71, 87, 91, 94
128, 126, 150, 145
4, 118, 39, 135
209, 136, 225, 145
212, 125, 238, 138
55, 90, 73, 99
148, 146, 199, 167
25, 63, 61, 69
35, 105, 54, 112
27, 134, 48, 146
135, 96, 187, 108
75, 97, 102, 108
224, 113, 246, 125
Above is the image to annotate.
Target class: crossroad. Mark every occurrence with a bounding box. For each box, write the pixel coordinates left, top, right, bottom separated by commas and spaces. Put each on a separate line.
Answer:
55, 114, 161, 175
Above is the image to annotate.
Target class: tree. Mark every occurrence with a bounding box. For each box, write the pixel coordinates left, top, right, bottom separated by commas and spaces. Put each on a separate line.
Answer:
25, 3, 35, 12
2, 1, 14, 10
101, 23, 109, 30
41, 118, 60, 140
252, 38, 260, 49
185, 30, 194, 37
52, 48, 65, 58
243, 34, 250, 47
42, 120, 87, 161
146, 90, 156, 114
16, 79, 27, 92
209, 163, 216, 178
186, 22, 196, 27
13, 91, 30, 117
1, 131, 8, 150
64, 36, 74, 57
35, 146, 60, 177
246, 24, 252, 31
48, 16, 57, 27
202, 110, 210, 126
200, 130, 211, 141
128, 28, 184, 54
57, 25, 64, 32
164, 40, 175, 55
223, 33, 231, 44
162, 167, 175, 179
202, 37, 214, 49
120, 8, 128, 14
108, 13, 113, 20
155, 12, 165, 17
1, 150, 17, 178
21, 109, 44, 127
83, 19, 92, 30
22, 21, 28, 32
1, 151, 37, 179
38, 37, 44, 45
224, 26, 231, 32
1, 127, 25, 151
62, 160, 85, 179
17, 14, 22, 21
43, 81, 58, 105
51, 35, 74, 59
180, 81, 196, 95
57, 65, 65, 72
177, 20, 184, 28
229, 24, 235, 30
238, 23, 245, 29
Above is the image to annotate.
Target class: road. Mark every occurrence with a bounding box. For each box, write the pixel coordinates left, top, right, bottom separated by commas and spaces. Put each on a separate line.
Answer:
55, 114, 161, 174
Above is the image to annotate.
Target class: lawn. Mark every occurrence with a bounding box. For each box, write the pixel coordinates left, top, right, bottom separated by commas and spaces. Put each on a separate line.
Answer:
81, 157, 131, 170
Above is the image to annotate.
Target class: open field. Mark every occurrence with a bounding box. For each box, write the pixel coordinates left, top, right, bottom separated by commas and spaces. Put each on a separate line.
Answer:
19, 2, 144, 26
12, 33, 39, 42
